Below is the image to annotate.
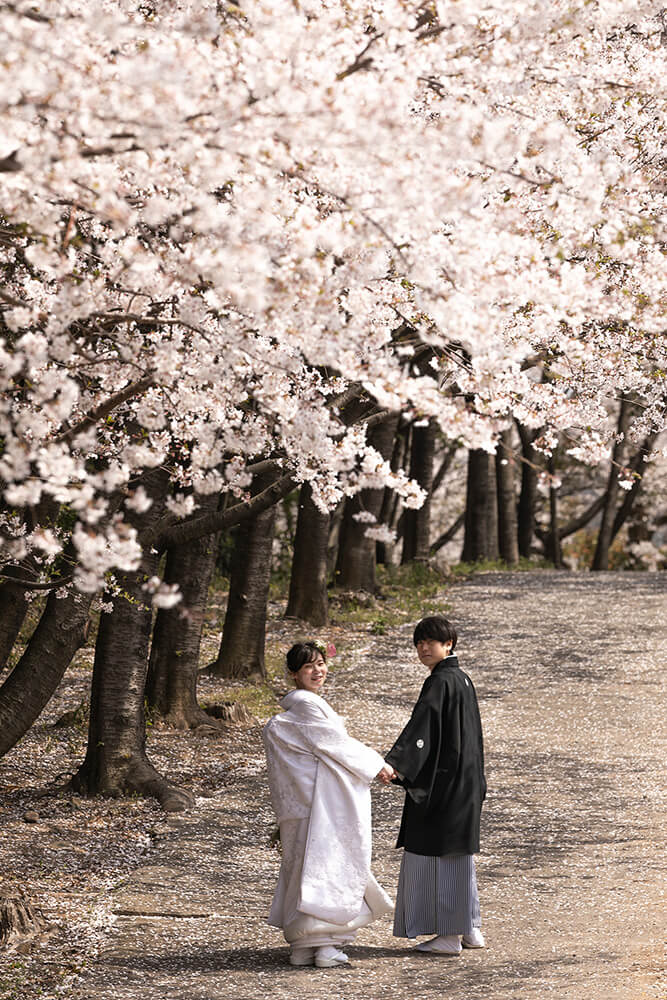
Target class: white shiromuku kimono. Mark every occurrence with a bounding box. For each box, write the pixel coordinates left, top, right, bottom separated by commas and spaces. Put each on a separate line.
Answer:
262, 689, 393, 948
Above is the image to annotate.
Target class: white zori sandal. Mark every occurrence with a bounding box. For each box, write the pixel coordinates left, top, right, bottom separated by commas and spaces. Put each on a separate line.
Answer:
414, 935, 462, 955
314, 945, 349, 968
462, 928, 485, 948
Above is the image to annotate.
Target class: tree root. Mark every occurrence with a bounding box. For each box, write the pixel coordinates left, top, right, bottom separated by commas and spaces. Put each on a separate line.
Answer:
70, 754, 195, 813
204, 701, 255, 725
0, 896, 46, 947
125, 758, 195, 813
158, 705, 224, 731
148, 700, 256, 731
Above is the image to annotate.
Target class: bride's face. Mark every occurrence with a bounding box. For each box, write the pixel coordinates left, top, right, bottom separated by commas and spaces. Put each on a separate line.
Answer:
293, 652, 327, 693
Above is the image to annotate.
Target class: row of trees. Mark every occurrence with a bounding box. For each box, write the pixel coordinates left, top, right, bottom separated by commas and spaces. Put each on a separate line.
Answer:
2, 395, 663, 811
1, 1, 666, 810
229, 400, 666, 664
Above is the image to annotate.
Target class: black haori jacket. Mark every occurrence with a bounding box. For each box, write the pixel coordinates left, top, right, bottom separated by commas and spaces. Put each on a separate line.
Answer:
385, 655, 486, 857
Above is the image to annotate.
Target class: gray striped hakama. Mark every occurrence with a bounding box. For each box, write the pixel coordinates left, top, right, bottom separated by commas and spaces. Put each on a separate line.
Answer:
393, 852, 481, 938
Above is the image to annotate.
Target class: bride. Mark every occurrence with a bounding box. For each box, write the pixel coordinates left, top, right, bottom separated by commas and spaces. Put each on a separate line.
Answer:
262, 641, 394, 968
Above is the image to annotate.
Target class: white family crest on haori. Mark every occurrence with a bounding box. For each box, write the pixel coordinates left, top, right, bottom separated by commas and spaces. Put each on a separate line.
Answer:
263, 690, 392, 942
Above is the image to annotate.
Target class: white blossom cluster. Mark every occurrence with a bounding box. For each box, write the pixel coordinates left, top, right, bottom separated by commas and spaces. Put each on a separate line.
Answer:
0, 0, 665, 591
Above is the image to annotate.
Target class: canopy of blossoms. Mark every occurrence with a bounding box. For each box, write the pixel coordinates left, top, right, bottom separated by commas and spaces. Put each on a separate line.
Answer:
1, 0, 665, 595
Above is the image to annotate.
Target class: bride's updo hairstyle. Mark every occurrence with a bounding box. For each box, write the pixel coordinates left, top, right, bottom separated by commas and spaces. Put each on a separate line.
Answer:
286, 641, 326, 673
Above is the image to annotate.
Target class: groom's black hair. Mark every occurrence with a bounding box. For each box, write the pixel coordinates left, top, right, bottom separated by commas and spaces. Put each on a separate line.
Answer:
286, 641, 325, 673
413, 615, 457, 650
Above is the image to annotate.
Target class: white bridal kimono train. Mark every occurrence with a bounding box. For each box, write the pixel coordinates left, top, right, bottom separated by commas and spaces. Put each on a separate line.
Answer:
262, 689, 393, 948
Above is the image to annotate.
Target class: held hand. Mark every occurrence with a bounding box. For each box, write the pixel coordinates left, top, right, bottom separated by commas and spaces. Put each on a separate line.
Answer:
376, 763, 396, 785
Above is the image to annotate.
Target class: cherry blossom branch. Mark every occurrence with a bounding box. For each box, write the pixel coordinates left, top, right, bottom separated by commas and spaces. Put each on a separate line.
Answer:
358, 409, 394, 430
283, 169, 411, 269
577, 124, 615, 147
54, 375, 156, 444
336, 32, 383, 80
479, 161, 554, 190
328, 383, 366, 413
0, 289, 27, 307
84, 311, 306, 380
1, 3, 50, 24
146, 472, 297, 551
0, 572, 74, 591
244, 458, 286, 477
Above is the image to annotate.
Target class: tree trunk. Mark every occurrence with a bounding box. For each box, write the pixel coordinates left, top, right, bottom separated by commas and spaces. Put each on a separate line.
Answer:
335, 417, 399, 590
0, 585, 92, 759
71, 469, 193, 812
0, 494, 126, 760
285, 483, 330, 626
326, 500, 345, 578
461, 449, 498, 562
496, 428, 519, 565
592, 399, 631, 570
611, 431, 660, 542
209, 477, 277, 679
516, 423, 540, 559
431, 441, 459, 495
334, 494, 378, 591
545, 454, 563, 568
487, 454, 499, 561
430, 511, 465, 556
402, 418, 436, 563
537, 494, 606, 547
376, 420, 408, 565
146, 495, 220, 729
0, 576, 30, 672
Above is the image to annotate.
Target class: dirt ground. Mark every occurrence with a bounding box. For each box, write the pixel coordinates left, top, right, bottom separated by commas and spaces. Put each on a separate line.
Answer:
1, 571, 665, 999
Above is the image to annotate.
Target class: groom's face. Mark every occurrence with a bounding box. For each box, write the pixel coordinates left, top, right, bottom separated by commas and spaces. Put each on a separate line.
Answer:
415, 638, 451, 670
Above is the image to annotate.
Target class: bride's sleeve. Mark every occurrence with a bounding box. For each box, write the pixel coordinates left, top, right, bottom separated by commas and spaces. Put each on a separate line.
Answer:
298, 701, 385, 784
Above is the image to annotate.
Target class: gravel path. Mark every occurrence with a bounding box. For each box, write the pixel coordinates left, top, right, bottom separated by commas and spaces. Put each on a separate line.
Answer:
73, 571, 666, 1000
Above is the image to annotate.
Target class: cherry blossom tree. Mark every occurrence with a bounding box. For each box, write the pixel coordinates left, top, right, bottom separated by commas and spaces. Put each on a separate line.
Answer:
1, 0, 666, 798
